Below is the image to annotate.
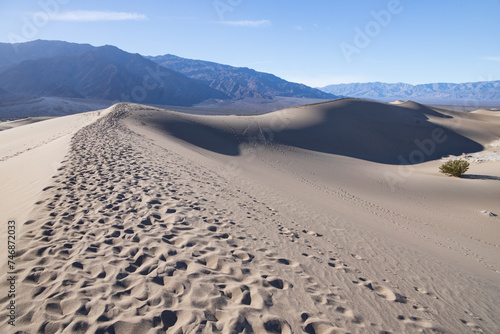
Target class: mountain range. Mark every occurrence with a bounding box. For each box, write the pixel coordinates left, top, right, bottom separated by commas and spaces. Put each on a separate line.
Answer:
0, 40, 498, 110
320, 81, 500, 103
0, 40, 336, 106
0, 41, 228, 106
147, 54, 334, 99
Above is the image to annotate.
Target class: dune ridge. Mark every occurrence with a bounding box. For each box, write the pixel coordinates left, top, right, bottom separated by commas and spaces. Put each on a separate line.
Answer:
133, 98, 498, 164
1, 102, 499, 333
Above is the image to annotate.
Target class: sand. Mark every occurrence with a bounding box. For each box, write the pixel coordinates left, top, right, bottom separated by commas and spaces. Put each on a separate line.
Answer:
0, 117, 55, 131
1, 100, 499, 333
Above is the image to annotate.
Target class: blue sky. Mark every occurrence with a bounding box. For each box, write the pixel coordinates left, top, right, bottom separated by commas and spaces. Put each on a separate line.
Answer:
1, 0, 499, 87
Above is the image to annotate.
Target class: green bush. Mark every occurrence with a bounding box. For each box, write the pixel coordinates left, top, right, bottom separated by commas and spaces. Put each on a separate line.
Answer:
439, 159, 470, 177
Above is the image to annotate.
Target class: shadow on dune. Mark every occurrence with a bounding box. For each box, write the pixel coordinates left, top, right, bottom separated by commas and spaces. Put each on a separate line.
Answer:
462, 174, 500, 181
268, 99, 483, 164
143, 116, 241, 156
133, 99, 485, 165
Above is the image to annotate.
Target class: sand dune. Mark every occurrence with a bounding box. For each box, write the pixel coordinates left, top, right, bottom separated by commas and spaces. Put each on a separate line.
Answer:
1, 101, 499, 333
471, 107, 500, 116
0, 117, 55, 131
0, 108, 110, 270
134, 98, 499, 163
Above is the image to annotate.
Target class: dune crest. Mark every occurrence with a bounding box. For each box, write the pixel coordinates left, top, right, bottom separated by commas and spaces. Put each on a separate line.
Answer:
131, 98, 496, 164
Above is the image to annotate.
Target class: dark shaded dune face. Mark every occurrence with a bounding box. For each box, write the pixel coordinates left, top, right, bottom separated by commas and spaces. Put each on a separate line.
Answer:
268, 99, 483, 164
158, 118, 240, 156
125, 99, 483, 165
130, 111, 241, 156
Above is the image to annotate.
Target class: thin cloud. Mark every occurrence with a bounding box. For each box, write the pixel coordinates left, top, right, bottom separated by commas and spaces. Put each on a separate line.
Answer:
159, 16, 197, 21
46, 11, 147, 22
219, 20, 271, 27
483, 56, 500, 62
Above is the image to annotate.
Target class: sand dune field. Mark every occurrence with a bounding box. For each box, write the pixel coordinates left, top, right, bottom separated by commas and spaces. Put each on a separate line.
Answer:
1, 100, 499, 333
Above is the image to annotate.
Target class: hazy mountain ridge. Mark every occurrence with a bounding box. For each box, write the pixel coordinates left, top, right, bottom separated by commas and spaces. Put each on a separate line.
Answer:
0, 42, 228, 106
0, 87, 12, 96
0, 40, 95, 70
148, 54, 337, 99
320, 81, 500, 103
1, 40, 498, 108
0, 40, 336, 107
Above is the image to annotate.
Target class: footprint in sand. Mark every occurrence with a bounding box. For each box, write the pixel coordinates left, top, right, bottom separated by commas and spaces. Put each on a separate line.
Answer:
302, 229, 323, 237
351, 253, 363, 260
414, 286, 439, 299
231, 249, 255, 263
261, 275, 292, 290
397, 315, 437, 330
327, 257, 350, 272
300, 312, 346, 334
265, 254, 300, 268
353, 278, 408, 303
460, 319, 484, 333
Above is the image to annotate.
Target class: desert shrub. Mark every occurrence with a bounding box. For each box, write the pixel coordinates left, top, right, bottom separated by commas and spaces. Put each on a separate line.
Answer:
439, 159, 470, 177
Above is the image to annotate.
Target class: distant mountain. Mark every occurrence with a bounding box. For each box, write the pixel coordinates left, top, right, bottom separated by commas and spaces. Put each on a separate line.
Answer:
320, 81, 500, 103
148, 54, 337, 100
0, 40, 336, 107
0, 87, 11, 96
0, 42, 228, 106
0, 40, 94, 70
